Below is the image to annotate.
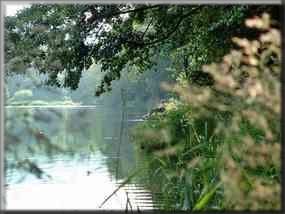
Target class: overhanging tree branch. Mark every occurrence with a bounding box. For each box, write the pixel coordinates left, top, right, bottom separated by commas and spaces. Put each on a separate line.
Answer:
141, 17, 153, 40
87, 4, 160, 23
140, 5, 203, 46
115, 5, 160, 16
121, 5, 203, 48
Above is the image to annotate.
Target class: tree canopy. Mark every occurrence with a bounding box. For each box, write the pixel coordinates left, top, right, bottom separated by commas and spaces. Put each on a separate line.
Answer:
5, 4, 279, 95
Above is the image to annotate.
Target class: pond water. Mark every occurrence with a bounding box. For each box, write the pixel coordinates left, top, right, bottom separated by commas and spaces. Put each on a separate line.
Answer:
5, 106, 159, 210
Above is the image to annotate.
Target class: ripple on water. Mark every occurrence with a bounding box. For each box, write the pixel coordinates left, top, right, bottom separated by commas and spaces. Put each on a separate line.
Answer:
5, 151, 156, 210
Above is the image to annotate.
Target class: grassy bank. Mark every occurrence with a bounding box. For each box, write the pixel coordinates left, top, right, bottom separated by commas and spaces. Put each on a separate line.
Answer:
130, 14, 281, 211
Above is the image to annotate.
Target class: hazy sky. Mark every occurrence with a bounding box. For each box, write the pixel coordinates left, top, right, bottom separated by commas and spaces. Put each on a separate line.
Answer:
5, 4, 30, 16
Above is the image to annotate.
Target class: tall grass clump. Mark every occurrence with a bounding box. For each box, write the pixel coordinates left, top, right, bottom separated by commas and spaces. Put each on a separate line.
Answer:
131, 13, 281, 211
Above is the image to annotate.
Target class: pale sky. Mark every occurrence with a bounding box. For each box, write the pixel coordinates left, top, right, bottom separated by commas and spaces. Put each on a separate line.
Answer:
5, 4, 30, 17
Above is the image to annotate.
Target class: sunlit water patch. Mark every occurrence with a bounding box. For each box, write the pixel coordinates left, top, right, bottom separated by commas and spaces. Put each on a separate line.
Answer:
5, 151, 154, 210
5, 107, 156, 210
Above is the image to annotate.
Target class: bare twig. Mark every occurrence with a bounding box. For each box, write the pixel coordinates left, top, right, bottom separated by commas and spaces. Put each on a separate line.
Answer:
98, 169, 140, 208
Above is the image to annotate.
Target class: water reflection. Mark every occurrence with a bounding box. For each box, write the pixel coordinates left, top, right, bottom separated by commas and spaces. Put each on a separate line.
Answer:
5, 107, 155, 210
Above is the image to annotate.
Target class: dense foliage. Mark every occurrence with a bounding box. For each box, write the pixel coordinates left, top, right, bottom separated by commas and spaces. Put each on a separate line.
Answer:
5, 4, 278, 95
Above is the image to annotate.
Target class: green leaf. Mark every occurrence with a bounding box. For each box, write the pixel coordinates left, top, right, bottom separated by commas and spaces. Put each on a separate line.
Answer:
192, 181, 222, 211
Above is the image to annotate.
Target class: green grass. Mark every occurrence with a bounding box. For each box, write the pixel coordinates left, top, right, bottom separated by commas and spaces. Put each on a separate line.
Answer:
130, 104, 280, 211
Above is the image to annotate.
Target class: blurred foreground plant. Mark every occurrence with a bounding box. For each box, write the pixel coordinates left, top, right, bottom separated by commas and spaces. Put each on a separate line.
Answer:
131, 13, 281, 211
162, 13, 281, 210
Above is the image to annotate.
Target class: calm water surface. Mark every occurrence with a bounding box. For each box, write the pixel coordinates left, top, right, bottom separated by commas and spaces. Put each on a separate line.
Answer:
5, 106, 157, 210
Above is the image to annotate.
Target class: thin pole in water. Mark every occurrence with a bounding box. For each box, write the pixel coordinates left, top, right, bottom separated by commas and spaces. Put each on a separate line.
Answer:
116, 88, 127, 180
